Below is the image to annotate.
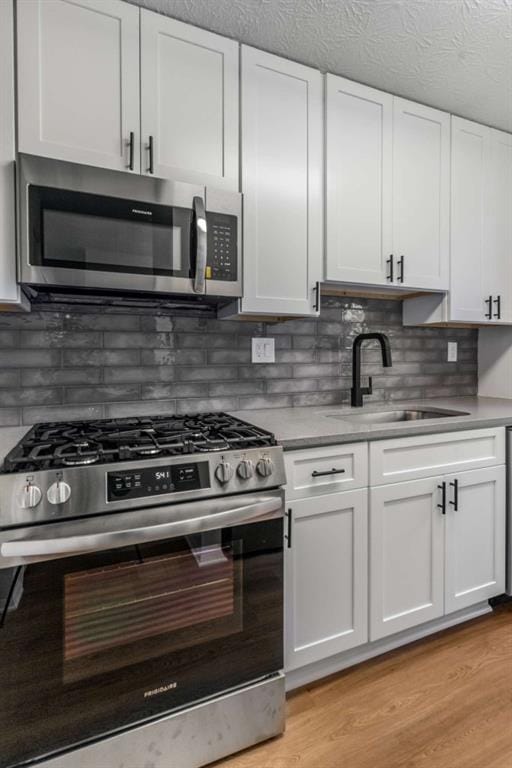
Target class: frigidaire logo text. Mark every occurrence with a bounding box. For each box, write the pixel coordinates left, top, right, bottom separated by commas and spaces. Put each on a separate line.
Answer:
144, 682, 178, 698
132, 209, 153, 216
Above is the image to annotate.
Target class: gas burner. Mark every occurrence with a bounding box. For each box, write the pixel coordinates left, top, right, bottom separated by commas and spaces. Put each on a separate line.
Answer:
135, 446, 162, 456
2, 413, 277, 473
57, 441, 100, 467
62, 454, 99, 467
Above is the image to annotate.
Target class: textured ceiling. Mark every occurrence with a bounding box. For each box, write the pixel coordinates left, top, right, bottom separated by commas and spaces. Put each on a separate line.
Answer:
130, 0, 512, 132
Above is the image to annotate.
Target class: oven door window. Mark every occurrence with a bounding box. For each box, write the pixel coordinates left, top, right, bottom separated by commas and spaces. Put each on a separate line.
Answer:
29, 185, 193, 278
0, 519, 282, 768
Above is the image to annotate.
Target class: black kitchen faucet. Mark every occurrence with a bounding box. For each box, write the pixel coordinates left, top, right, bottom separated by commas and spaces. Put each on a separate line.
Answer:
351, 333, 392, 407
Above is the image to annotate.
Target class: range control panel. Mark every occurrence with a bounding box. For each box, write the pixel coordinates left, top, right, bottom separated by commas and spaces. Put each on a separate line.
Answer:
206, 212, 237, 281
107, 461, 210, 502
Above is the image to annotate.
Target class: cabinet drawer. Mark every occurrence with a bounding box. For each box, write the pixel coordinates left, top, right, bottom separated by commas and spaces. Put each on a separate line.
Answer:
370, 428, 505, 486
285, 443, 368, 499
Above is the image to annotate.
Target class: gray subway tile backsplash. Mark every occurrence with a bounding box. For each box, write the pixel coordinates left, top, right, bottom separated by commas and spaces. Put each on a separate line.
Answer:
63, 349, 140, 367
19, 330, 102, 348
0, 296, 478, 426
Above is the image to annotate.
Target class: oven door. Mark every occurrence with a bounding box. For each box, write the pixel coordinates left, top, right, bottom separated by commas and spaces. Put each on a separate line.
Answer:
0, 491, 283, 768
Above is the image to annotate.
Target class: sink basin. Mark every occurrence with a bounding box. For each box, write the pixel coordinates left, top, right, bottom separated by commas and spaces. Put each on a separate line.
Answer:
324, 408, 470, 424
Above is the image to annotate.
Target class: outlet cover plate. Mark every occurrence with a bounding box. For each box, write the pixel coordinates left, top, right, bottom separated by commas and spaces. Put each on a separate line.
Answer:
447, 341, 458, 362
252, 338, 275, 364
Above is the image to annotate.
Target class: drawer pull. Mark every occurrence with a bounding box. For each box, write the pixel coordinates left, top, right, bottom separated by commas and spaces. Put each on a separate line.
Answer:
311, 468, 346, 478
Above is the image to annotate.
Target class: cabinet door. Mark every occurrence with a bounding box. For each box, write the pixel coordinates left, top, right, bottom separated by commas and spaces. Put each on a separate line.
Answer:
450, 117, 490, 322
445, 466, 505, 613
17, 0, 140, 173
370, 478, 444, 640
285, 490, 368, 671
140, 11, 238, 189
392, 98, 450, 290
0, 0, 26, 309
241, 46, 322, 316
485, 129, 512, 323
325, 75, 392, 286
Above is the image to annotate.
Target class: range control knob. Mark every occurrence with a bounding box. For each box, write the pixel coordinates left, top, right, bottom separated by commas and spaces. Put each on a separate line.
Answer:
47, 480, 72, 505
256, 457, 274, 478
17, 482, 42, 509
215, 461, 234, 485
237, 459, 254, 480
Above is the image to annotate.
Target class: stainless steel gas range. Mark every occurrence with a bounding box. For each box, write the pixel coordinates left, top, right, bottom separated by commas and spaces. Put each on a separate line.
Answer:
0, 413, 286, 768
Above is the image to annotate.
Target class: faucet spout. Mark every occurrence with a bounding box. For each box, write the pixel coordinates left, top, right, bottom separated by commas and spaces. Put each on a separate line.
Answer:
350, 333, 392, 408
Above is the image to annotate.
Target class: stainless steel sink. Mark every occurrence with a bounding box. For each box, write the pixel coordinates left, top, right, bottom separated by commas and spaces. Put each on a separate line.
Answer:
323, 408, 470, 424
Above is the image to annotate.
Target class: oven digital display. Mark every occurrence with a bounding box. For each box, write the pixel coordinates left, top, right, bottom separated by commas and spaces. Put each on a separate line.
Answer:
107, 461, 210, 502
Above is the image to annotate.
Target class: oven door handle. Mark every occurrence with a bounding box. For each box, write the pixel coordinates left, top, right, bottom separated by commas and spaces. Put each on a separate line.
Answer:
193, 195, 207, 294
0, 495, 283, 564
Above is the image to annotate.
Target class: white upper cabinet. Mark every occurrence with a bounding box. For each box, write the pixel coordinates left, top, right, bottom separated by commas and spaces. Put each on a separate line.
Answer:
140, 11, 239, 189
325, 75, 392, 286
326, 77, 450, 291
0, 0, 27, 310
450, 117, 489, 322
16, 1, 239, 187
485, 128, 512, 323
239, 46, 323, 316
17, 0, 140, 173
392, 98, 450, 290
405, 117, 512, 326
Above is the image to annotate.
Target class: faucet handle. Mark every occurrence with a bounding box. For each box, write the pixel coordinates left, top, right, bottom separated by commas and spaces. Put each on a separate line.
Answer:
362, 376, 373, 396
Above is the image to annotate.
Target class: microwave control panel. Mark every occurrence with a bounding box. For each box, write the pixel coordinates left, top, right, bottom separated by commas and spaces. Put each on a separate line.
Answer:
107, 461, 210, 502
206, 212, 237, 281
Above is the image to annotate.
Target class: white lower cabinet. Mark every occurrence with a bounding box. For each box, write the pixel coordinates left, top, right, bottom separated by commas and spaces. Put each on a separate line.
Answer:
370, 465, 506, 641
370, 478, 445, 641
444, 466, 505, 613
286, 430, 506, 680
285, 489, 368, 671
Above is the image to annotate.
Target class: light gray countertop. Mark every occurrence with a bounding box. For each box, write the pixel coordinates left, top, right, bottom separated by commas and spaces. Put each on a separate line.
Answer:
2, 398, 512, 465
230, 397, 512, 450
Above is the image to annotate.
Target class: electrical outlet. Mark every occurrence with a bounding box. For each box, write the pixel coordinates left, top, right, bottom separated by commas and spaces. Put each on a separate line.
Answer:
252, 338, 275, 363
447, 341, 458, 362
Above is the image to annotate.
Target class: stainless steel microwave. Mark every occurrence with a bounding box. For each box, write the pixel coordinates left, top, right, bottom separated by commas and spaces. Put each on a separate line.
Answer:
17, 155, 242, 301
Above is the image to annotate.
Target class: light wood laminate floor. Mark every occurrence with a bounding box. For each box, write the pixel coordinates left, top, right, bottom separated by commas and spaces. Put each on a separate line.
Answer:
216, 603, 512, 768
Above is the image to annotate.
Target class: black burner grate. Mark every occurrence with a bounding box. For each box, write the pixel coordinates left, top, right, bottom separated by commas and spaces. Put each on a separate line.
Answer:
3, 413, 276, 473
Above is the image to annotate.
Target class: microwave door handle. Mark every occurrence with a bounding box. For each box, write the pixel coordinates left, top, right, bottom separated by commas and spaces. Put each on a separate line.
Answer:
0, 496, 282, 563
193, 195, 207, 294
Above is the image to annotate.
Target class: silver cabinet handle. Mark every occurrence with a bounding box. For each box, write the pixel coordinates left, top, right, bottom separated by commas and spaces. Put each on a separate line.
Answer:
0, 496, 282, 563
193, 195, 207, 294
